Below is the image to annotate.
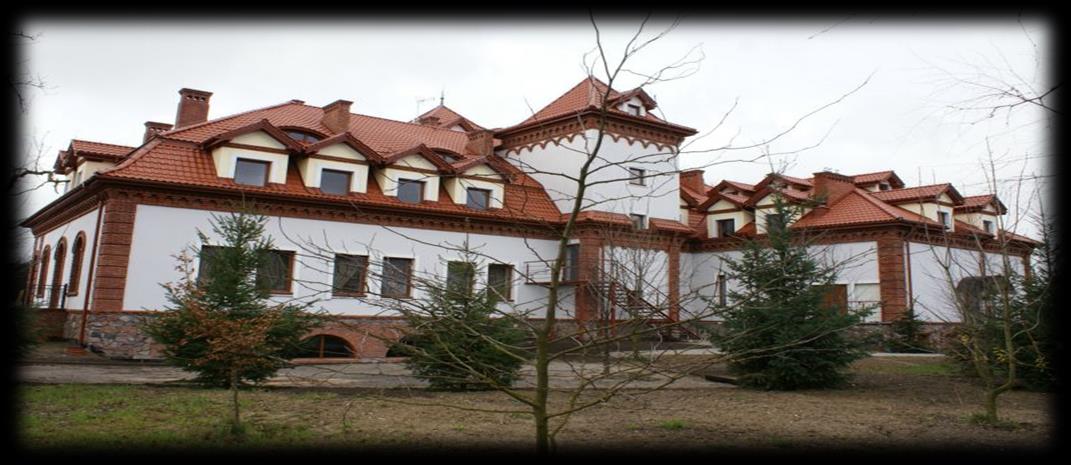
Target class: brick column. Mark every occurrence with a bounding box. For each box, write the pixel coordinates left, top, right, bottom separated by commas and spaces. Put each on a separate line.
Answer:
91, 198, 137, 312
573, 233, 604, 322
876, 235, 907, 321
666, 239, 682, 321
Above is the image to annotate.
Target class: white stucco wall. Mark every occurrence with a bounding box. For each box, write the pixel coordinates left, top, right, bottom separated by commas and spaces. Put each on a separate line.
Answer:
898, 194, 956, 229
123, 204, 577, 318
705, 199, 753, 238
907, 242, 1025, 322
682, 241, 881, 322
67, 160, 116, 191
443, 164, 505, 209
503, 129, 680, 221
374, 155, 441, 202
33, 207, 101, 310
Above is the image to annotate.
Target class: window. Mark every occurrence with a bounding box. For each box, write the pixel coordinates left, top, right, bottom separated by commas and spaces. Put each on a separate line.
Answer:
297, 335, 354, 358
197, 245, 229, 284
320, 169, 352, 195
382, 257, 413, 298
819, 284, 849, 315
257, 250, 294, 294
766, 213, 787, 234
285, 130, 322, 144
716, 218, 736, 238
878, 182, 891, 191
466, 187, 491, 210
446, 261, 476, 297
67, 233, 86, 296
488, 264, 513, 302
396, 178, 424, 204
333, 254, 368, 296
716, 274, 727, 306
937, 211, 951, 230
50, 239, 67, 308
563, 244, 580, 282
36, 246, 51, 298
628, 167, 646, 186
630, 214, 647, 230
983, 220, 994, 234
234, 158, 270, 186
626, 104, 642, 116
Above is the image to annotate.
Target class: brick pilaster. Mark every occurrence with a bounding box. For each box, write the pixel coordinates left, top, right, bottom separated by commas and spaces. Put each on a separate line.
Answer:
573, 233, 604, 322
876, 235, 907, 321
91, 198, 137, 312
667, 239, 682, 321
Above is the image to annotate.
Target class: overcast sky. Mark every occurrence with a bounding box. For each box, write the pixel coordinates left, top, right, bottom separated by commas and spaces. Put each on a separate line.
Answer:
16, 15, 1054, 250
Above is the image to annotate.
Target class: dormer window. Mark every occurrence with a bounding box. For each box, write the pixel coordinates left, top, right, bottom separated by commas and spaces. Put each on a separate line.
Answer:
320, 169, 352, 195
937, 211, 951, 230
879, 182, 891, 191
397, 178, 425, 204
626, 104, 642, 116
983, 220, 994, 234
284, 129, 323, 144
234, 158, 270, 186
466, 187, 491, 210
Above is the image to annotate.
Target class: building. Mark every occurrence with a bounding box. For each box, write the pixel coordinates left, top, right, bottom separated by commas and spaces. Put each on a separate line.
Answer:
20, 77, 1035, 359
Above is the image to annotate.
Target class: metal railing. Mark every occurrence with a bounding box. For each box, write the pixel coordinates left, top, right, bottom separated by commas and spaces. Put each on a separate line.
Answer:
29, 284, 68, 309
523, 260, 581, 285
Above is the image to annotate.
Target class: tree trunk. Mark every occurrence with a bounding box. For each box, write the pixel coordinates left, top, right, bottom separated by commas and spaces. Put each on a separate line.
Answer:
984, 389, 999, 422
230, 368, 241, 435
534, 329, 550, 455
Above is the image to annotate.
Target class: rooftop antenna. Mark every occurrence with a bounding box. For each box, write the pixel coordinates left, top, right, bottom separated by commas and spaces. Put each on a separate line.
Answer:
440, 88, 445, 106
415, 95, 437, 118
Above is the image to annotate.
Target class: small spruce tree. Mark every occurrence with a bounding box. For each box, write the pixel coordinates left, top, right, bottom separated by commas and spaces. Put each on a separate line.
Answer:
143, 210, 323, 433
712, 195, 870, 390
393, 262, 528, 391
887, 307, 930, 353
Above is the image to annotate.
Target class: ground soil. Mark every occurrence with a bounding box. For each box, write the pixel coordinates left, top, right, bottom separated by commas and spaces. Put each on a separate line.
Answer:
18, 356, 1053, 453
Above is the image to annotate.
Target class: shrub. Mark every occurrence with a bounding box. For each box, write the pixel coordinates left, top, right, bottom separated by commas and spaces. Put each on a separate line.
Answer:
15, 301, 42, 358
886, 308, 931, 353
396, 283, 528, 391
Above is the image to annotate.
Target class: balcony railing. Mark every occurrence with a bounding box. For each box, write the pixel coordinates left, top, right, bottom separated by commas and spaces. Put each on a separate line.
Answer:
523, 260, 581, 285
29, 284, 68, 309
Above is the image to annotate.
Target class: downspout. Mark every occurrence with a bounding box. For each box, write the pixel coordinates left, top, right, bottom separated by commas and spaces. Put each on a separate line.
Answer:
903, 240, 913, 313
78, 199, 106, 346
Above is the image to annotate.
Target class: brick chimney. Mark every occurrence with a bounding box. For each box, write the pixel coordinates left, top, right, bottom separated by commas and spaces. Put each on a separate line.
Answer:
465, 130, 494, 156
174, 88, 213, 129
143, 121, 173, 143
321, 99, 353, 134
812, 171, 856, 206
680, 169, 706, 193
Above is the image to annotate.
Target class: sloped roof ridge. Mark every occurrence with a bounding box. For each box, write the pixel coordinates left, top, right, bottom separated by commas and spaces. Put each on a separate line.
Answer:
70, 139, 137, 151
159, 100, 298, 138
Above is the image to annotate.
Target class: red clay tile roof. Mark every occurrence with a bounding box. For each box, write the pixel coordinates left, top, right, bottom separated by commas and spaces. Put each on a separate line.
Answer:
870, 183, 964, 204
54, 139, 138, 172
956, 194, 1007, 214
679, 184, 708, 207
793, 189, 940, 229
414, 105, 485, 131
161, 101, 475, 157
508, 76, 693, 133
650, 218, 695, 234
719, 180, 756, 193
850, 170, 905, 188
99, 139, 563, 223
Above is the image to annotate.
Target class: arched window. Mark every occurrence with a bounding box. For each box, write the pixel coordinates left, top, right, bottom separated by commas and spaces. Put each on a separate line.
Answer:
297, 334, 355, 358
36, 246, 51, 298
49, 239, 67, 308
67, 232, 86, 296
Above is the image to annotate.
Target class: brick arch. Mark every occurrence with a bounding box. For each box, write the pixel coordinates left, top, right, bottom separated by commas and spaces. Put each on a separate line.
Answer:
298, 331, 357, 358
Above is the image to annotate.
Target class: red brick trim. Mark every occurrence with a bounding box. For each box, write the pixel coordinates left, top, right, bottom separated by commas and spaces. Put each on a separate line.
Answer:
91, 197, 137, 312
876, 234, 907, 321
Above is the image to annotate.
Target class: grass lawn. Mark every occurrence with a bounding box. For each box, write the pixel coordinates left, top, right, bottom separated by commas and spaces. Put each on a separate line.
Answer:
18, 356, 1053, 453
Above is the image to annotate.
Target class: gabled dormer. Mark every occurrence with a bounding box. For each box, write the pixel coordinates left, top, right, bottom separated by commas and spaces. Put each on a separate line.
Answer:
851, 170, 905, 192
373, 144, 455, 203
442, 157, 510, 210
54, 140, 136, 191
297, 132, 382, 195
954, 194, 1007, 235
870, 183, 965, 231
203, 119, 304, 187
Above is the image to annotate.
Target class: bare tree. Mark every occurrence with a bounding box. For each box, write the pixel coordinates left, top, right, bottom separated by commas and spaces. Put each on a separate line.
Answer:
246, 14, 874, 454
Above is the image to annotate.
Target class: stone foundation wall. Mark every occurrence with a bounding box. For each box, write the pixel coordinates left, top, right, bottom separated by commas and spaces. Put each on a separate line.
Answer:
59, 311, 965, 360
35, 308, 69, 341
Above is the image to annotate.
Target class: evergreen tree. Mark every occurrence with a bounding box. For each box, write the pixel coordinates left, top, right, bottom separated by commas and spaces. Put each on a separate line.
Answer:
712, 196, 870, 390
887, 307, 930, 353
144, 211, 324, 389
394, 267, 528, 391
